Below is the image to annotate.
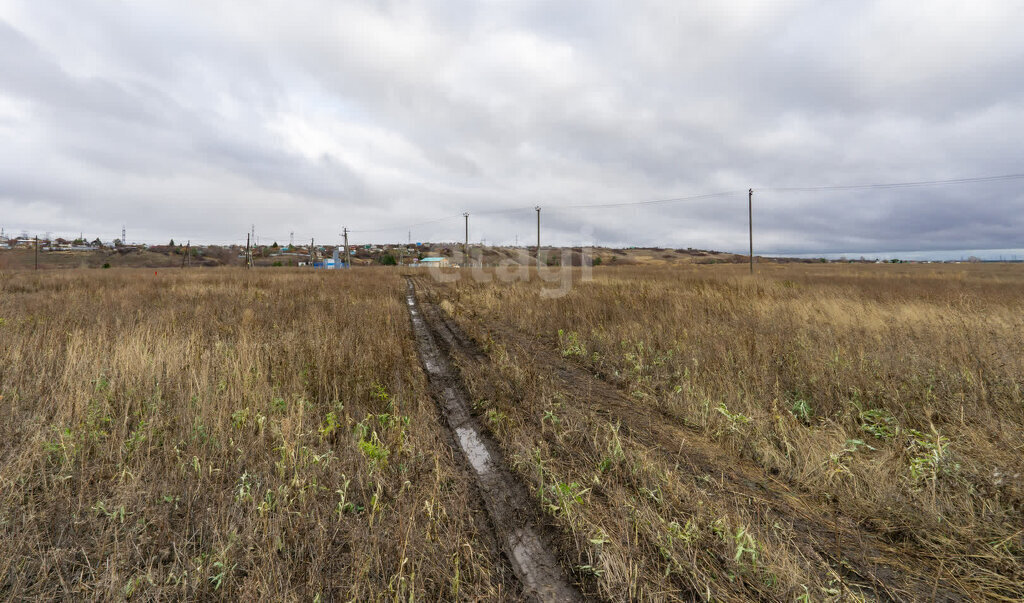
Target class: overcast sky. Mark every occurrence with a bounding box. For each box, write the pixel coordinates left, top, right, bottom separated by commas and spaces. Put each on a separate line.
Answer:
1, 1, 1023, 255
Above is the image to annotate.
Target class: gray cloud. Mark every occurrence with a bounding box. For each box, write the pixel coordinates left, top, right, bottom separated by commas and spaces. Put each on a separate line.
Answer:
1, 0, 1023, 255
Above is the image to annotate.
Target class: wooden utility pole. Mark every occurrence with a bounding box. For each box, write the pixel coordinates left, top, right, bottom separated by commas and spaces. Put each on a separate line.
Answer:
310, 238, 315, 267
343, 227, 350, 268
246, 233, 251, 268
535, 206, 541, 266
463, 212, 469, 266
34, 235, 39, 270
748, 188, 754, 275
185, 241, 192, 267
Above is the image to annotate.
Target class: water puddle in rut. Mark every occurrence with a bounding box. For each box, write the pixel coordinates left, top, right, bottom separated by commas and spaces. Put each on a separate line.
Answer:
404, 279, 581, 602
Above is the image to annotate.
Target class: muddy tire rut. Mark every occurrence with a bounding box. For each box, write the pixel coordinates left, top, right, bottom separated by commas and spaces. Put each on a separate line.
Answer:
415, 279, 971, 602
405, 279, 583, 602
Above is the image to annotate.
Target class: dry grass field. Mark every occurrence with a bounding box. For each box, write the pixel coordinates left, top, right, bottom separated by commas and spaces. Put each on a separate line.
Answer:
418, 262, 1024, 601
2, 262, 1022, 601
0, 269, 517, 600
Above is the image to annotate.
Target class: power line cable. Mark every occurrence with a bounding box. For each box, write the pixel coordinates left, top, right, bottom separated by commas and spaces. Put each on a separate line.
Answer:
348, 213, 464, 234
551, 190, 742, 210
760, 172, 1024, 193
17, 172, 1022, 245
346, 172, 1024, 234
349, 191, 745, 234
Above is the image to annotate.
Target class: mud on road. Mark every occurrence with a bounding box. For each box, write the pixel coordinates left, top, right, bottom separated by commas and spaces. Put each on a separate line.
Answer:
405, 279, 582, 602
413, 278, 973, 602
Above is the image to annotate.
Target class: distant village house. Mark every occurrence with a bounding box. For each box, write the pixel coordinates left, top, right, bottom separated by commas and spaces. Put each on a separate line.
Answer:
417, 257, 450, 268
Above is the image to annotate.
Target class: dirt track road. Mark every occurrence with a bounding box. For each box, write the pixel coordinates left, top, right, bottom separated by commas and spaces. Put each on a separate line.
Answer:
406, 279, 582, 602
413, 276, 971, 602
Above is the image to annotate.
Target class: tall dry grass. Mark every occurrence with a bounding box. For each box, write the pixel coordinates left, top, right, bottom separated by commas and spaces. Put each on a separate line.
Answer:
429, 262, 1024, 600
0, 268, 516, 600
